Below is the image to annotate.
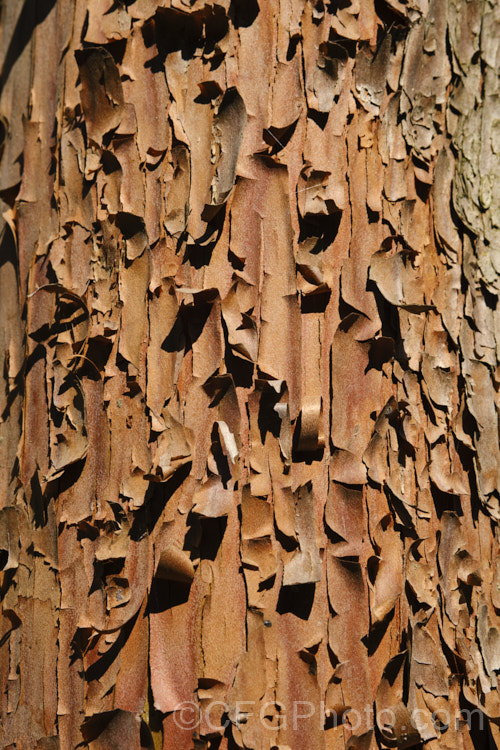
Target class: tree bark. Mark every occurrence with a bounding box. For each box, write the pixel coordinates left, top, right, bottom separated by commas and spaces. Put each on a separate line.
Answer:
1, 0, 500, 748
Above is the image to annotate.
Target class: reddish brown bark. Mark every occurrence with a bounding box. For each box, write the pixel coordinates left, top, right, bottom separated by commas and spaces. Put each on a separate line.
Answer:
1, 1, 500, 748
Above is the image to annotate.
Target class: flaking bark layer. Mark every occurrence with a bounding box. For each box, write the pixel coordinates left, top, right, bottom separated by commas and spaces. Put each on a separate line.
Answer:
1, 1, 500, 749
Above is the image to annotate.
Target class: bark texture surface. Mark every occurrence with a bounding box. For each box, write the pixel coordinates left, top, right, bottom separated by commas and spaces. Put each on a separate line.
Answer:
1, 0, 500, 748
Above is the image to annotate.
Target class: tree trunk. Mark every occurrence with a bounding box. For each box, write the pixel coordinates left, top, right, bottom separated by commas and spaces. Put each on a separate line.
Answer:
1, 0, 500, 748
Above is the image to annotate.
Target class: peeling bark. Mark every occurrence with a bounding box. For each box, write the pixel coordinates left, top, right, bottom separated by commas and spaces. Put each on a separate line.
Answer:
1, 1, 500, 748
